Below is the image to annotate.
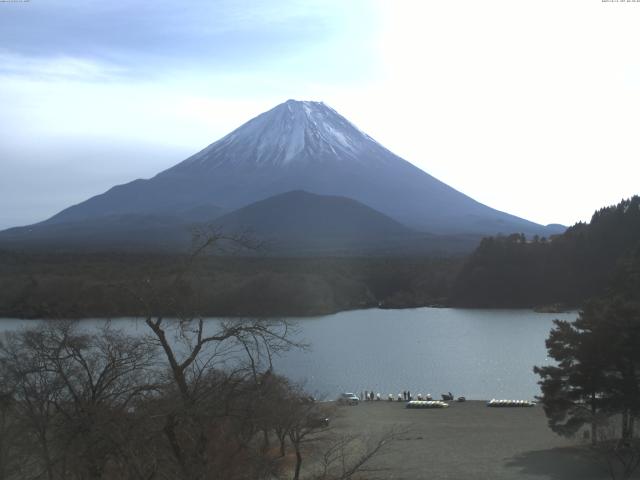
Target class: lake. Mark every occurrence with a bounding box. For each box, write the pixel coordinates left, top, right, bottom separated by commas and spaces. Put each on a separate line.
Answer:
0, 308, 577, 401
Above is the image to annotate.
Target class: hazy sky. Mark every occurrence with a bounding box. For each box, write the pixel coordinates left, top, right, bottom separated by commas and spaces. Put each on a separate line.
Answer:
1, 0, 639, 230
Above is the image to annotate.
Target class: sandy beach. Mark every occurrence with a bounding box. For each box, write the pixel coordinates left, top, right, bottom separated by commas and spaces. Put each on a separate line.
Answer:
324, 400, 631, 480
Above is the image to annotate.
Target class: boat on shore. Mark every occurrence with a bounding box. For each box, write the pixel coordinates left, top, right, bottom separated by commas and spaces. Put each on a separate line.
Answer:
406, 400, 449, 409
487, 399, 535, 408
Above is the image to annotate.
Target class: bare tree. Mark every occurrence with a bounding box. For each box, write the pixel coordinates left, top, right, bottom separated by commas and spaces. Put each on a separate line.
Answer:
133, 230, 303, 479
0, 321, 159, 480
0, 326, 65, 480
0, 390, 18, 480
287, 401, 331, 480
283, 400, 404, 480
313, 427, 404, 480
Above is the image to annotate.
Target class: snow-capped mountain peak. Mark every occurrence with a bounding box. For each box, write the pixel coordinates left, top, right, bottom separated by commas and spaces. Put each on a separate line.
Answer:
178, 99, 381, 170
37, 99, 559, 240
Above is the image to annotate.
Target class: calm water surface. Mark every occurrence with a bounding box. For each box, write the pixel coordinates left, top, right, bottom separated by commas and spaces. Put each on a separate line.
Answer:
0, 308, 577, 401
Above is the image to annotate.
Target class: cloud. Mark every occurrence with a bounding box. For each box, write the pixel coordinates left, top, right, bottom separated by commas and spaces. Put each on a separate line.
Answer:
4, 0, 636, 229
0, 0, 383, 229
0, 0, 370, 76
352, 0, 640, 226
0, 50, 125, 81
0, 0, 380, 149
0, 139, 191, 229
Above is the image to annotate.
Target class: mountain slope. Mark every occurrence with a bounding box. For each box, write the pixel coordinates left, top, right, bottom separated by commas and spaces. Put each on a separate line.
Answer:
0, 204, 225, 252
0, 214, 195, 252
0, 191, 481, 255
41, 99, 561, 237
215, 190, 414, 239
212, 190, 423, 254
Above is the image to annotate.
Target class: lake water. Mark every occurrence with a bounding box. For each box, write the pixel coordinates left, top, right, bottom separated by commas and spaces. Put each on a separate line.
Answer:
0, 308, 577, 401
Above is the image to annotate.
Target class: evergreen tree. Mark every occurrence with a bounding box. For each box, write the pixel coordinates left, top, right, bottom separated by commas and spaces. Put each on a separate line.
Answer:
454, 196, 640, 308
534, 302, 611, 444
535, 251, 640, 444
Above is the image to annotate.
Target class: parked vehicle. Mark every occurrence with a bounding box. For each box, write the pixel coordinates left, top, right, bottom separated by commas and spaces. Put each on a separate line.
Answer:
337, 392, 359, 405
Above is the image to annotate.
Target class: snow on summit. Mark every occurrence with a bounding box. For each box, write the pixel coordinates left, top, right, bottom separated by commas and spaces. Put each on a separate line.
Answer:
180, 99, 380, 169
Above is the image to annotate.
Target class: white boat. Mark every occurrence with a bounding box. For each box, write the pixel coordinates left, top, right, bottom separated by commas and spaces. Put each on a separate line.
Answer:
487, 399, 535, 408
406, 400, 449, 409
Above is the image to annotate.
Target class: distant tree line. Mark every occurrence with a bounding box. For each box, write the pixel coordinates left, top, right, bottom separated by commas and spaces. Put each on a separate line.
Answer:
3, 196, 639, 319
0, 253, 461, 319
452, 196, 640, 308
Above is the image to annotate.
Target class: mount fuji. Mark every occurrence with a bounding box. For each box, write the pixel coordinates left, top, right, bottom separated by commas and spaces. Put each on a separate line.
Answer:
0, 99, 563, 253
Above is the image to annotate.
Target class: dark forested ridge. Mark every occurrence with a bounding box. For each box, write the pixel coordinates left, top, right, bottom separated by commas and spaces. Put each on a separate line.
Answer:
0, 251, 461, 318
452, 196, 640, 308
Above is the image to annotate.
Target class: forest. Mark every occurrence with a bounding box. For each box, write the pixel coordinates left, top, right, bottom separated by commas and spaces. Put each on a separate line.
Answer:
452, 196, 640, 309
0, 251, 460, 319
1, 197, 639, 318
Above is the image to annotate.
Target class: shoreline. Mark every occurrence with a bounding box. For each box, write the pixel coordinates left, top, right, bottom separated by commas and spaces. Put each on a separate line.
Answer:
0, 305, 579, 322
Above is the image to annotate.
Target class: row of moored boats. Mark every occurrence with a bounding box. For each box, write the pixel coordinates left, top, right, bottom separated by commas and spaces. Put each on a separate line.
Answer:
405, 399, 536, 409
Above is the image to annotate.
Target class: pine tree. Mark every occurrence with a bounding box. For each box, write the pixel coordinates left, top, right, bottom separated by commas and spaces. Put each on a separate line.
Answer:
534, 302, 611, 444
535, 251, 640, 444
